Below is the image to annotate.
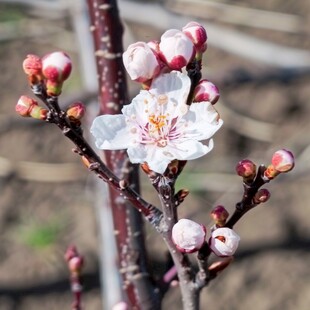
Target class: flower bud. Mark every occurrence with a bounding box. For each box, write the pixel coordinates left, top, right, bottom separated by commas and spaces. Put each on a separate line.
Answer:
209, 227, 240, 257
67, 102, 86, 120
42, 51, 72, 82
271, 149, 295, 173
123, 42, 161, 83
68, 256, 84, 273
16, 95, 38, 117
182, 22, 207, 54
172, 219, 206, 253
193, 79, 220, 105
253, 188, 270, 204
236, 159, 257, 182
29, 105, 48, 120
22, 54, 43, 84
159, 29, 195, 70
264, 164, 279, 180
210, 205, 229, 227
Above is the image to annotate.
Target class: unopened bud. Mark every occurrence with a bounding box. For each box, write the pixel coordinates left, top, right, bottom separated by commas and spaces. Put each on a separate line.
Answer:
159, 29, 195, 70
67, 102, 86, 121
253, 188, 270, 204
210, 205, 229, 227
271, 149, 295, 173
182, 22, 207, 56
209, 227, 240, 257
172, 219, 206, 253
16, 96, 38, 117
42, 51, 72, 82
175, 189, 190, 204
193, 79, 220, 105
22, 54, 43, 84
236, 159, 256, 182
264, 164, 279, 180
68, 256, 84, 273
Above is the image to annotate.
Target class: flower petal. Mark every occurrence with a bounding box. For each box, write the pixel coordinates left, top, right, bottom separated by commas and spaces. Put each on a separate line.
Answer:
127, 144, 172, 173
150, 71, 190, 116
183, 102, 223, 141
90, 115, 131, 150
167, 139, 214, 161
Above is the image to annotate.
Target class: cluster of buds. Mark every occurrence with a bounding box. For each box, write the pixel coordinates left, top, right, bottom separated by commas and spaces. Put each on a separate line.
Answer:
15, 95, 48, 120
172, 218, 240, 257
122, 22, 219, 104
264, 149, 295, 180
23, 51, 72, 96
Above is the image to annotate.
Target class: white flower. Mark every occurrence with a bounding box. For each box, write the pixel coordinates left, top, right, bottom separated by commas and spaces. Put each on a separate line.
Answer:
209, 227, 240, 257
91, 71, 223, 174
172, 219, 206, 253
122, 42, 160, 82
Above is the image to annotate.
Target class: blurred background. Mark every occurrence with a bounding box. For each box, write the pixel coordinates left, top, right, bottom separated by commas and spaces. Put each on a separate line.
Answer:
0, 0, 309, 309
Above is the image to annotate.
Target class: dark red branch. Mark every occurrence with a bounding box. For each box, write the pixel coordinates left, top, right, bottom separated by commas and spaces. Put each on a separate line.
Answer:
85, 0, 160, 308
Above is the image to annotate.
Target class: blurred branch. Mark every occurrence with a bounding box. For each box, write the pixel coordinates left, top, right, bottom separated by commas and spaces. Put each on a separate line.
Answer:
118, 0, 310, 68
166, 0, 304, 33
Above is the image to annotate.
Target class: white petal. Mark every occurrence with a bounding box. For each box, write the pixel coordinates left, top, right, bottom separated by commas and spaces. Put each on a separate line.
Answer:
90, 115, 131, 150
150, 71, 190, 116
127, 144, 172, 174
183, 102, 223, 141
167, 139, 214, 161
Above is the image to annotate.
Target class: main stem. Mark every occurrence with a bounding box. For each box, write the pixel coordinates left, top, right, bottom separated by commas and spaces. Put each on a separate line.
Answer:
86, 0, 159, 308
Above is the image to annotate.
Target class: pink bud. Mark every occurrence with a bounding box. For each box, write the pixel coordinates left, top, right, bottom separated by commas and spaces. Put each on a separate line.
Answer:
271, 149, 295, 173
67, 102, 86, 120
16, 95, 38, 117
29, 105, 48, 120
182, 22, 207, 53
193, 79, 220, 104
236, 159, 257, 179
68, 256, 84, 273
123, 42, 161, 83
209, 227, 240, 257
253, 188, 270, 204
172, 219, 206, 253
23, 54, 42, 76
42, 51, 72, 82
159, 29, 195, 70
210, 205, 229, 226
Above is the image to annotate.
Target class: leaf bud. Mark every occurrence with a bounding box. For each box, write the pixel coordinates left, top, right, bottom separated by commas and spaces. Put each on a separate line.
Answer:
66, 102, 86, 121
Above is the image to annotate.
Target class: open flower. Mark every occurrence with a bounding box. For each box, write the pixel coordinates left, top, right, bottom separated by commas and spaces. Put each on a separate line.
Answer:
91, 71, 223, 174
209, 227, 240, 257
